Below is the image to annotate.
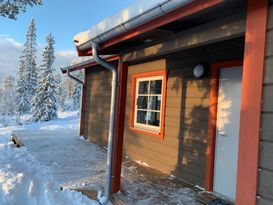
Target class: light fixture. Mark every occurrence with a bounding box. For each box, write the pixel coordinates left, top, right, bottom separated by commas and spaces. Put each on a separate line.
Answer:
143, 39, 152, 43
193, 64, 205, 78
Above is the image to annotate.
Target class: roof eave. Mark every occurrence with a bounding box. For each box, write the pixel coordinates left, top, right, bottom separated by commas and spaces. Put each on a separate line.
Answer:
61, 55, 119, 74
76, 0, 225, 57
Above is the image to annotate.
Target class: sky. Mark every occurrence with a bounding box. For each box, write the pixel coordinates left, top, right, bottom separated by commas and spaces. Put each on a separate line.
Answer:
0, 0, 135, 79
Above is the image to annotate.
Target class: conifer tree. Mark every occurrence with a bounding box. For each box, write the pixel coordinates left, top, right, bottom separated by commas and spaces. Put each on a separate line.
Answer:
16, 58, 29, 114
2, 75, 16, 115
0, 0, 42, 20
55, 74, 66, 111
32, 33, 57, 121
15, 18, 38, 115
27, 19, 38, 99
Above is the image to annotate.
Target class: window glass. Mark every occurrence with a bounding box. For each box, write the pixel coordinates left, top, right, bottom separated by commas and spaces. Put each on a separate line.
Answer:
150, 80, 162, 94
147, 111, 160, 126
134, 76, 163, 131
137, 96, 148, 109
137, 111, 147, 124
138, 81, 149, 94
148, 96, 161, 111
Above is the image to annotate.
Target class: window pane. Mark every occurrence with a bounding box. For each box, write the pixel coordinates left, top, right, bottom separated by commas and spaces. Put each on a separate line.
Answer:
137, 96, 148, 109
150, 80, 162, 94
138, 81, 149, 94
136, 111, 147, 124
147, 111, 160, 126
148, 96, 161, 111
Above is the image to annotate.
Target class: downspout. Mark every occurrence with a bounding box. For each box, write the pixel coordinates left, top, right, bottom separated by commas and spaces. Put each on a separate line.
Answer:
67, 69, 84, 137
67, 69, 84, 85
91, 42, 117, 205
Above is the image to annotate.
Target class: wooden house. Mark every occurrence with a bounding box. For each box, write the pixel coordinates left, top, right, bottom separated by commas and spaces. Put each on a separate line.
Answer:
61, 0, 273, 204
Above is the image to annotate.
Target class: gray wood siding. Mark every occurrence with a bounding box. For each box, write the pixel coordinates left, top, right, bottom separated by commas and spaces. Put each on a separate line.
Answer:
83, 67, 112, 147
258, 4, 273, 205
124, 38, 244, 187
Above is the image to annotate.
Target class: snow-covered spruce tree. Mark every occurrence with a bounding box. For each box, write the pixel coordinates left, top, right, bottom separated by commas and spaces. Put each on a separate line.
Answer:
72, 71, 83, 110
1, 75, 16, 115
55, 73, 66, 111
15, 57, 29, 115
25, 18, 38, 103
32, 33, 58, 121
15, 18, 38, 115
0, 0, 42, 20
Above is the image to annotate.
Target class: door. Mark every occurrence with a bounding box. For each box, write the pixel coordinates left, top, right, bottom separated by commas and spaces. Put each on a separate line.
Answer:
213, 67, 242, 200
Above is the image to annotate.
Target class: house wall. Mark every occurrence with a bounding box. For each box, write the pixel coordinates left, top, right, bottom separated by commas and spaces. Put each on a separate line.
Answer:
81, 15, 246, 188
81, 37, 244, 188
124, 38, 244, 187
83, 66, 112, 147
257, 4, 273, 205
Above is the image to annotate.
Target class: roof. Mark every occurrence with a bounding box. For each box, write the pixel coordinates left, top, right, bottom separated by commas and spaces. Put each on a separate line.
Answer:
60, 55, 118, 73
74, 0, 195, 51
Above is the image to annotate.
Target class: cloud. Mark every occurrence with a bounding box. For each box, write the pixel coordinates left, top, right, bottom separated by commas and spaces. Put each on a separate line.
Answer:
0, 35, 77, 81
56, 50, 77, 58
55, 50, 77, 70
0, 35, 23, 81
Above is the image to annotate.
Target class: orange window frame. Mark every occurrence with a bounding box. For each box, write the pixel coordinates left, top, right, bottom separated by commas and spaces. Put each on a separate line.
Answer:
130, 70, 167, 139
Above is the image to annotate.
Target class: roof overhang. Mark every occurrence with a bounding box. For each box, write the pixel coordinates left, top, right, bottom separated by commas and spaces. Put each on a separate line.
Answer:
74, 0, 226, 56
60, 55, 118, 74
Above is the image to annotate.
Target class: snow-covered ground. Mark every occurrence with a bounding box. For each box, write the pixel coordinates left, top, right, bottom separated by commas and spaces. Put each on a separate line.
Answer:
0, 111, 203, 205
0, 111, 100, 205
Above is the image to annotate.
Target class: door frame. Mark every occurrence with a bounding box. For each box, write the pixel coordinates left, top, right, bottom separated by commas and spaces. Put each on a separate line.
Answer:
205, 60, 243, 191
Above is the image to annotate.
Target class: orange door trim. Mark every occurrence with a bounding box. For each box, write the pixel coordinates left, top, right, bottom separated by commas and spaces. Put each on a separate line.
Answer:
205, 60, 243, 191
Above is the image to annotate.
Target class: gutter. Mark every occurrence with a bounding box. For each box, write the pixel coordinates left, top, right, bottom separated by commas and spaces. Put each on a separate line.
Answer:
60, 55, 118, 74
91, 42, 117, 205
74, 0, 195, 51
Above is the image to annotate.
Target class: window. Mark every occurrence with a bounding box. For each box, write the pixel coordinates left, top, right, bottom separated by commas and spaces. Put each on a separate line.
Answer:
130, 70, 166, 138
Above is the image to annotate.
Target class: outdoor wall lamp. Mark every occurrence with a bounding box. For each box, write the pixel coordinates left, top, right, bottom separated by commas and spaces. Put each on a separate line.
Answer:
193, 64, 205, 78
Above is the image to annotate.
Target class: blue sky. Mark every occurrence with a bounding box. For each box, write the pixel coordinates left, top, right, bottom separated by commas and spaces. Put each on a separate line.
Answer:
0, 0, 134, 78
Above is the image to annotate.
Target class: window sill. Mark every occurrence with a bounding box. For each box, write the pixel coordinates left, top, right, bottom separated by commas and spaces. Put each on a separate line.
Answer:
129, 127, 164, 139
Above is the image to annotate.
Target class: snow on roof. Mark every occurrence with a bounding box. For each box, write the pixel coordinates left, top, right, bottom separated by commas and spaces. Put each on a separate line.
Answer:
74, 0, 194, 49
60, 55, 115, 73
60, 56, 93, 73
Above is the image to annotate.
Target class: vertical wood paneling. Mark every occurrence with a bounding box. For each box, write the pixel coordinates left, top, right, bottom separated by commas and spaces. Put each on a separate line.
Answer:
258, 4, 273, 205
84, 67, 112, 147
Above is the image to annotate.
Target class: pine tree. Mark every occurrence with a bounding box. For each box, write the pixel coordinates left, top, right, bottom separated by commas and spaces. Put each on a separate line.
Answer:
32, 33, 57, 121
0, 0, 42, 20
55, 74, 66, 111
15, 18, 38, 115
27, 19, 38, 98
16, 57, 29, 114
1, 75, 16, 115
